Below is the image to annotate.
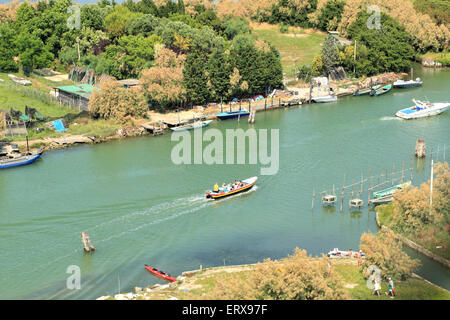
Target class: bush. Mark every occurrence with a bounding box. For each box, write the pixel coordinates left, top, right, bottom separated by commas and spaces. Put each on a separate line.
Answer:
89, 79, 148, 123
207, 248, 349, 300
360, 229, 420, 281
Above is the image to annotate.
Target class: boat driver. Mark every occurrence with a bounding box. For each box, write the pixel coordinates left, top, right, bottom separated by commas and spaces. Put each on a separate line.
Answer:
213, 183, 219, 193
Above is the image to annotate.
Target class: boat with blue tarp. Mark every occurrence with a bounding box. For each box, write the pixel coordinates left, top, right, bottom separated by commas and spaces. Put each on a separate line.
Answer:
216, 110, 250, 120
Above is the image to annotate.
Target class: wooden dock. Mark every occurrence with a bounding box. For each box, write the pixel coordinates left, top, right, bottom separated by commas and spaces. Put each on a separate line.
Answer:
81, 232, 95, 252
142, 122, 166, 136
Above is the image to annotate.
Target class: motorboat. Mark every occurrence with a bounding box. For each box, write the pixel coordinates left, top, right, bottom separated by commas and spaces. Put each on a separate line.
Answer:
395, 99, 450, 120
206, 176, 257, 199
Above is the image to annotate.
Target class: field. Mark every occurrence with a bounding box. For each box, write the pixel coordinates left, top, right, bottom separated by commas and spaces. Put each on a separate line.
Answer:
251, 23, 327, 78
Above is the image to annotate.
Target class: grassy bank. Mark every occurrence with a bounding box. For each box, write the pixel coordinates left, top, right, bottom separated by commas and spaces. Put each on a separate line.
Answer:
376, 204, 449, 260
102, 260, 450, 300
251, 23, 326, 77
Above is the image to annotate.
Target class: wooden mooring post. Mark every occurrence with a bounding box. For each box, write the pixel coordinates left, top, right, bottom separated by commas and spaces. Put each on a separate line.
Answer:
81, 232, 95, 253
415, 139, 426, 158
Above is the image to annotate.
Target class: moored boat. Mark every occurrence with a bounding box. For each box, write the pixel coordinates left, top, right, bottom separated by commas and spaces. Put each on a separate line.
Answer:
312, 95, 337, 103
370, 84, 392, 96
372, 181, 411, 199
144, 265, 176, 282
395, 99, 450, 120
393, 78, 422, 88
206, 176, 257, 199
0, 143, 43, 169
353, 85, 381, 96
216, 110, 250, 120
169, 120, 213, 131
369, 195, 393, 206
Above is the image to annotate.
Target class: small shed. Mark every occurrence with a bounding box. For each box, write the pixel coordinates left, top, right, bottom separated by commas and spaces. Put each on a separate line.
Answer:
53, 84, 96, 111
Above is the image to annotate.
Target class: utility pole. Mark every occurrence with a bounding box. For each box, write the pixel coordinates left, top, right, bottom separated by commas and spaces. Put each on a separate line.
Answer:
430, 159, 434, 216
353, 40, 356, 75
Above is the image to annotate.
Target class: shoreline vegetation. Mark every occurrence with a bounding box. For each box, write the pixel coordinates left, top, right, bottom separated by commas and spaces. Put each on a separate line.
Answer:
375, 161, 450, 264
97, 252, 450, 300
1, 70, 405, 153
1, 0, 448, 151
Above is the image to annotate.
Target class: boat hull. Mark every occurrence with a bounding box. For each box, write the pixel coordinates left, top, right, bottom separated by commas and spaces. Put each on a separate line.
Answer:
170, 120, 213, 131
353, 85, 381, 96
312, 95, 337, 103
395, 103, 449, 120
144, 265, 176, 282
216, 111, 250, 120
206, 176, 257, 199
393, 80, 422, 88
0, 152, 42, 169
371, 84, 392, 96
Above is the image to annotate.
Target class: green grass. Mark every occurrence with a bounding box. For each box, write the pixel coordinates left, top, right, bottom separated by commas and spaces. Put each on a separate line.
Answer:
377, 204, 395, 226
66, 119, 120, 137
335, 264, 450, 300
0, 73, 76, 118
252, 26, 326, 76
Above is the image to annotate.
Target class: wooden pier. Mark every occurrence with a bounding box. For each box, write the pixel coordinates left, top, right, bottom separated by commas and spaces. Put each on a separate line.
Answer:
81, 232, 95, 253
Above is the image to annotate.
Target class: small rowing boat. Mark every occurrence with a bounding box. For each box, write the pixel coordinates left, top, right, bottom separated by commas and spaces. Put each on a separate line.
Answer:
370, 84, 392, 96
312, 95, 337, 103
206, 176, 257, 199
353, 85, 381, 96
169, 120, 213, 131
144, 265, 176, 282
216, 110, 250, 120
395, 99, 450, 120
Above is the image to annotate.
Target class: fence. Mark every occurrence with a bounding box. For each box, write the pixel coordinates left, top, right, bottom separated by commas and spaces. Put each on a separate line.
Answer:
2, 121, 27, 137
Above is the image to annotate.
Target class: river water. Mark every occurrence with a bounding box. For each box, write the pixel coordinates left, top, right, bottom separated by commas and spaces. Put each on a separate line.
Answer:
1, 66, 449, 299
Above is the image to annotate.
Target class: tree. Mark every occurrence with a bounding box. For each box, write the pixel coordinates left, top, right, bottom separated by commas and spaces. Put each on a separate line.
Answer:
360, 229, 420, 281
346, 11, 415, 76
222, 16, 251, 40
15, 32, 54, 75
81, 4, 107, 31
89, 79, 148, 123
206, 248, 349, 300
139, 48, 187, 110
183, 50, 210, 105
321, 35, 339, 75
316, 0, 344, 31
127, 14, 160, 36
206, 48, 231, 101
105, 5, 143, 40
0, 22, 19, 72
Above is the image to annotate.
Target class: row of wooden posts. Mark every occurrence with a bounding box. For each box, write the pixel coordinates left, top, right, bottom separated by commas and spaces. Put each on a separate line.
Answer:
312, 162, 414, 211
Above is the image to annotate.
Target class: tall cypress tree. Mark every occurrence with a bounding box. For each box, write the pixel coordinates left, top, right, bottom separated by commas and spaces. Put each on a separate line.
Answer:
183, 51, 210, 106
207, 48, 231, 102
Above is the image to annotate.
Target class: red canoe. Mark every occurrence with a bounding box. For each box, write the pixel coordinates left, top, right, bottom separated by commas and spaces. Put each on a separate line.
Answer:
144, 265, 176, 282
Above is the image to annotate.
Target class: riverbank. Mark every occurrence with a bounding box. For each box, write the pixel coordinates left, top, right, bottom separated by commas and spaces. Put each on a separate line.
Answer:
2, 70, 405, 154
97, 256, 450, 300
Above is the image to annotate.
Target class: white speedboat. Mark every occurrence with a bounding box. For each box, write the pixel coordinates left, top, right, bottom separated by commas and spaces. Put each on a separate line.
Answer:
395, 99, 450, 120
393, 78, 423, 88
312, 95, 337, 103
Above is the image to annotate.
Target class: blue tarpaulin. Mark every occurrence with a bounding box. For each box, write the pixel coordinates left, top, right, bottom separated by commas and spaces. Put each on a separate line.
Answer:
52, 120, 66, 132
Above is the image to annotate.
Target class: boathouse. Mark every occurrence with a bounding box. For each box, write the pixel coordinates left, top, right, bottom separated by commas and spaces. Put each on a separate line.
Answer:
53, 84, 95, 111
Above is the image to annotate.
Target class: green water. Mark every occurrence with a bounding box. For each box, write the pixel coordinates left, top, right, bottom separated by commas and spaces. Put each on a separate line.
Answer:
1, 66, 449, 299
